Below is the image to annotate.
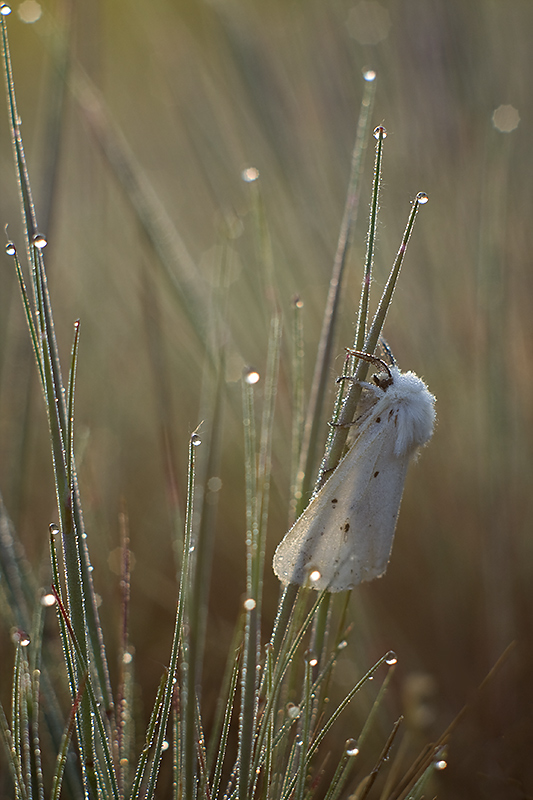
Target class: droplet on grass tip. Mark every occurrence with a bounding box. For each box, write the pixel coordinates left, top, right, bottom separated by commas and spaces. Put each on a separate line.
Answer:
191, 432, 201, 446
435, 759, 447, 770
363, 69, 376, 81
373, 125, 387, 139
241, 167, 260, 183
49, 523, 60, 536
293, 295, 304, 309
0, 5, 12, 16
12, 629, 30, 646
244, 368, 260, 385
304, 650, 318, 667
32, 232, 47, 249
346, 738, 360, 757
40, 592, 56, 607
385, 650, 398, 665
5, 242, 16, 256
416, 192, 429, 204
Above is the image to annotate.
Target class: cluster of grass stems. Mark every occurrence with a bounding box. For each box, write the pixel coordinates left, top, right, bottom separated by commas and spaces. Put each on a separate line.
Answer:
0, 8, 453, 800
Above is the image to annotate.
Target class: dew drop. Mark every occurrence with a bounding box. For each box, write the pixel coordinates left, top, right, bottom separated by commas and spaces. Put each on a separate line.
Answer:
191, 432, 201, 447
346, 738, 360, 757
243, 597, 256, 611
241, 167, 260, 183
40, 592, 56, 607
88, 565, 94, 572
12, 628, 30, 646
293, 295, 304, 309
32, 232, 47, 249
304, 649, 318, 667
373, 126, 387, 139
5, 242, 16, 256
337, 640, 348, 651
244, 368, 260, 385
49, 523, 60, 536
416, 192, 429, 205
0, 4, 12, 15
385, 650, 398, 666
286, 702, 300, 720
161, 740, 169, 751
123, 651, 133, 664
435, 759, 447, 770
363, 69, 376, 82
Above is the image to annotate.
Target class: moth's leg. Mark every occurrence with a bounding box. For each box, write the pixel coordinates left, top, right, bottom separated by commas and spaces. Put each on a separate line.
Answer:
336, 375, 383, 397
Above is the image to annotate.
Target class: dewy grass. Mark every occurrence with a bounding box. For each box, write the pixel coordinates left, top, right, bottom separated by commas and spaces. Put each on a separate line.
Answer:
0, 8, 450, 800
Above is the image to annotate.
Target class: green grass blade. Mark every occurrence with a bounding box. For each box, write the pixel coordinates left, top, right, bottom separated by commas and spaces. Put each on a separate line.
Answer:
318, 191, 428, 487
209, 645, 241, 800
238, 372, 260, 800
127, 672, 167, 800
51, 589, 119, 800
141, 432, 199, 799
0, 695, 28, 800
296, 77, 377, 510
50, 677, 88, 800
293, 657, 313, 800
8, 247, 44, 390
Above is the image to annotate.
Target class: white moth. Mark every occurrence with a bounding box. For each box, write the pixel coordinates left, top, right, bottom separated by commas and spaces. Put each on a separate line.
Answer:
273, 359, 436, 592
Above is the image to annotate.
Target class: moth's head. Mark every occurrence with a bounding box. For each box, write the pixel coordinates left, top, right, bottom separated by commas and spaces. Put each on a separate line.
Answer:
371, 367, 393, 390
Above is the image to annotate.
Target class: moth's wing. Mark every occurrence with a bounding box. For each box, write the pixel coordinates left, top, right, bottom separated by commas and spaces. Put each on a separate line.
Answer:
273, 412, 410, 591
329, 431, 410, 589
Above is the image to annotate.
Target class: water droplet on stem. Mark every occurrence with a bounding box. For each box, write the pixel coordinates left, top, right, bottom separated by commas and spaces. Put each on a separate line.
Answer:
32, 232, 47, 249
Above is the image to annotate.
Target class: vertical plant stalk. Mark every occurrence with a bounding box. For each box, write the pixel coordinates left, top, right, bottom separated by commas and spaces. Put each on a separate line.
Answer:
142, 432, 200, 799
237, 317, 281, 800
289, 297, 306, 525
1, 13, 99, 791
296, 76, 376, 513
239, 375, 259, 800
317, 191, 428, 488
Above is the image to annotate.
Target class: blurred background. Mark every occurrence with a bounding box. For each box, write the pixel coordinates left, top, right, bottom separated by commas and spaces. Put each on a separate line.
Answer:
0, 0, 532, 797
